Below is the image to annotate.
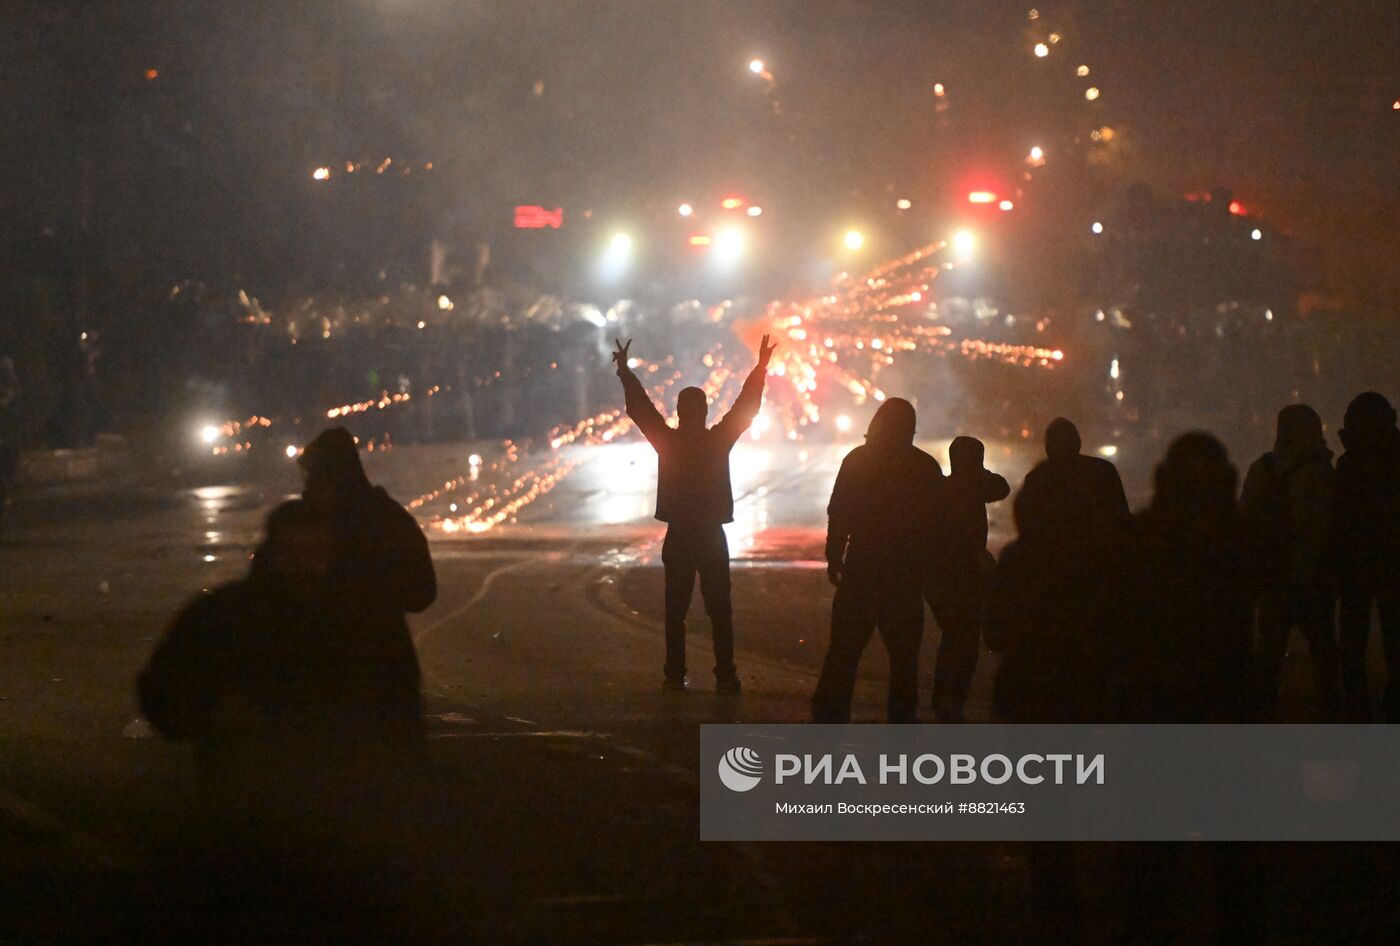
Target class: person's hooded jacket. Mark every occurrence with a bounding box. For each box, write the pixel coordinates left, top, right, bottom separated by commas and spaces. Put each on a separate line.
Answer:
1240, 404, 1334, 587
826, 399, 946, 593
1331, 392, 1400, 585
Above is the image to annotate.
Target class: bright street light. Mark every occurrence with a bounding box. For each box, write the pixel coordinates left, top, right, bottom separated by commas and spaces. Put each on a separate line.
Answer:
713, 227, 746, 265
952, 229, 975, 261
749, 59, 765, 75
598, 232, 634, 281
835, 415, 852, 433
678, 203, 693, 217
844, 230, 865, 251
1034, 43, 1049, 58
199, 424, 220, 445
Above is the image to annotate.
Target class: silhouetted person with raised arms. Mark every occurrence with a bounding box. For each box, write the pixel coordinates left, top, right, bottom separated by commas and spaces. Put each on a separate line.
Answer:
297, 426, 436, 740
1331, 391, 1400, 722
928, 435, 1008, 722
813, 398, 944, 723
1015, 417, 1129, 549
613, 335, 775, 692
1240, 404, 1340, 719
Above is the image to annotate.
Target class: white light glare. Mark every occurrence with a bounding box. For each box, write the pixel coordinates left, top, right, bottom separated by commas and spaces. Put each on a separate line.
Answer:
285, 445, 299, 459
835, 415, 852, 433
713, 227, 745, 262
749, 59, 765, 75
844, 230, 865, 250
1091, 221, 1104, 234
896, 198, 912, 210
678, 203, 693, 217
200, 425, 220, 445
1034, 43, 1049, 58
952, 229, 975, 260
1251, 228, 1263, 241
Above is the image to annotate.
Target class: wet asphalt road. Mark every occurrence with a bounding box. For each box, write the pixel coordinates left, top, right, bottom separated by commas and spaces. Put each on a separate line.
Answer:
1, 435, 1396, 943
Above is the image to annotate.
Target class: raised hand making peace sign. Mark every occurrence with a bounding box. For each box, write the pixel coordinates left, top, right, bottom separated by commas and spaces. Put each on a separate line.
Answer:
612, 337, 633, 371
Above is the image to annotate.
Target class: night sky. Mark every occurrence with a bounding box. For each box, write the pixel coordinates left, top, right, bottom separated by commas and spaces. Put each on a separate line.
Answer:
3, 0, 1396, 293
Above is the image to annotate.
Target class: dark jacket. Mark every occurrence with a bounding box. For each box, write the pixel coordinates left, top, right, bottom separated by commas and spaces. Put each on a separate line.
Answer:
826, 442, 945, 594
1331, 430, 1400, 586
1016, 453, 1130, 550
1111, 506, 1266, 722
1240, 445, 1333, 587
946, 467, 1010, 561
620, 364, 765, 525
138, 572, 422, 746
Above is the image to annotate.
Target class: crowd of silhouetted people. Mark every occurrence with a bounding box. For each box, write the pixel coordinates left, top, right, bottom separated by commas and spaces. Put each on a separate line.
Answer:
131, 343, 1397, 939
814, 393, 1400, 728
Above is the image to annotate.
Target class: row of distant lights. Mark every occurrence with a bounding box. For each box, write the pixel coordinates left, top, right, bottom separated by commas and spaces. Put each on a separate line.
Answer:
312, 158, 432, 181
1089, 220, 1262, 241
677, 200, 763, 219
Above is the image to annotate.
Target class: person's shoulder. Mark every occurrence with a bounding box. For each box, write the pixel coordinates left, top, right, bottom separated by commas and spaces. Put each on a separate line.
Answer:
1244, 452, 1274, 478
840, 443, 870, 464
368, 485, 415, 516
168, 581, 247, 634
912, 445, 944, 475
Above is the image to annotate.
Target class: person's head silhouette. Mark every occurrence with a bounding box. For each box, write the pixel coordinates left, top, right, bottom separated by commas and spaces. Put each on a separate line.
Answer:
1340, 391, 1397, 452
1044, 417, 1081, 460
297, 426, 370, 506
1273, 404, 1325, 457
864, 398, 916, 449
949, 435, 985, 475
676, 386, 708, 429
255, 500, 334, 594
1152, 431, 1237, 518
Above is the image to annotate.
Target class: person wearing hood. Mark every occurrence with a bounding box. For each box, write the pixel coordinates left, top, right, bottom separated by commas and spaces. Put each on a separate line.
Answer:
1015, 417, 1130, 550
813, 398, 945, 723
613, 335, 775, 692
296, 426, 436, 737
1330, 392, 1400, 721
928, 436, 1009, 722
1239, 404, 1340, 719
989, 419, 1125, 725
